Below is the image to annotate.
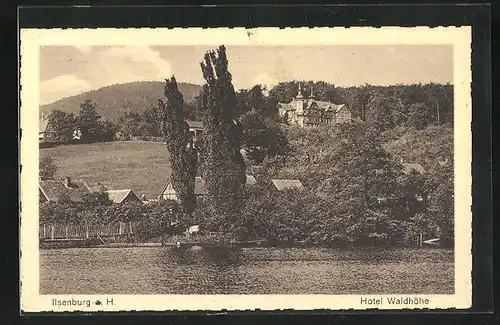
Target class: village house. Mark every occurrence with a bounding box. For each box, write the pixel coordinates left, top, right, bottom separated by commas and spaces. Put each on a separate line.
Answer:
187, 120, 204, 137
186, 120, 204, 146
39, 114, 57, 144
105, 189, 142, 204
270, 179, 305, 192
157, 176, 207, 203
39, 112, 82, 145
277, 83, 351, 127
39, 176, 93, 203
157, 174, 256, 203
87, 182, 142, 204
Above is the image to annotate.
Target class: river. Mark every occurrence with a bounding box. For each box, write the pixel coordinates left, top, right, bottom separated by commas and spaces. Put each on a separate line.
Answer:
40, 247, 454, 294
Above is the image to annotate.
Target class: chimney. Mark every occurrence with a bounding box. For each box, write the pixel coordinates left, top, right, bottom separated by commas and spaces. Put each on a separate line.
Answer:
64, 176, 71, 187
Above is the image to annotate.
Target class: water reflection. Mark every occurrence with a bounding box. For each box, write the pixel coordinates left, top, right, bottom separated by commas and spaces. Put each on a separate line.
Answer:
155, 247, 244, 294
162, 246, 243, 266
40, 247, 454, 295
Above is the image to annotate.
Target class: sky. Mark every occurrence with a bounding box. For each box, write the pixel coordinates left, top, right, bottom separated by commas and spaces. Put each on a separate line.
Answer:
39, 45, 453, 105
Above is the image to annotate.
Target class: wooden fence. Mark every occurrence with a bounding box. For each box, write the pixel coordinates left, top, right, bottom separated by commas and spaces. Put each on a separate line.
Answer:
39, 222, 135, 240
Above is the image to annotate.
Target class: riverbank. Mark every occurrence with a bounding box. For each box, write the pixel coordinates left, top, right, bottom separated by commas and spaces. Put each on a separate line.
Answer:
40, 235, 448, 250
40, 236, 268, 249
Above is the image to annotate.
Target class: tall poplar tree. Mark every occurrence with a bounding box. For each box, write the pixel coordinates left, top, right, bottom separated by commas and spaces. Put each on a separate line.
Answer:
199, 45, 246, 231
156, 76, 197, 214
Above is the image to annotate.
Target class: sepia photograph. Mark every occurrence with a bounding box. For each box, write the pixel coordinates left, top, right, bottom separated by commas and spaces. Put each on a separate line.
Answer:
20, 27, 472, 311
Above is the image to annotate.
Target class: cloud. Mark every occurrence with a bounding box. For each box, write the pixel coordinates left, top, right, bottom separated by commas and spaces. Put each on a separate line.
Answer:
40, 75, 92, 105
99, 46, 172, 80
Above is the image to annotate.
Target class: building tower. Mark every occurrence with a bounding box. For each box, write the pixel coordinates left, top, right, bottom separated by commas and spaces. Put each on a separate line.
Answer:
296, 82, 304, 127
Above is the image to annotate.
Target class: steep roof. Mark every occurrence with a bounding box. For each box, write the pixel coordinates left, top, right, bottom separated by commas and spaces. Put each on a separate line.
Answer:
186, 120, 204, 129
402, 163, 426, 175
39, 178, 92, 203
159, 176, 207, 197
316, 102, 346, 113
271, 179, 304, 191
105, 189, 141, 204
39, 117, 49, 134
279, 98, 347, 114
246, 174, 257, 185
277, 102, 294, 112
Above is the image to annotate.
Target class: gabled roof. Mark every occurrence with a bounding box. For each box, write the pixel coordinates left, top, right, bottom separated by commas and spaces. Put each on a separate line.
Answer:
277, 102, 294, 112
402, 163, 426, 175
279, 97, 347, 114
271, 179, 304, 191
39, 178, 92, 203
105, 189, 141, 204
39, 117, 50, 134
159, 176, 207, 197
186, 120, 204, 129
246, 174, 257, 185
308, 100, 346, 113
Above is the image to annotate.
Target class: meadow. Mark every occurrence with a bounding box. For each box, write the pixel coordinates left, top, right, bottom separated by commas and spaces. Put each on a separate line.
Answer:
40, 141, 171, 199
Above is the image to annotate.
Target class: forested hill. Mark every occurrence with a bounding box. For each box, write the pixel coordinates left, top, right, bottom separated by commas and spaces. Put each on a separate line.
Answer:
40, 81, 201, 122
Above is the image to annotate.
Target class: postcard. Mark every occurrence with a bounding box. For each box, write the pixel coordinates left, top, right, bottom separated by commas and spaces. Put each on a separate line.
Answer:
20, 27, 472, 312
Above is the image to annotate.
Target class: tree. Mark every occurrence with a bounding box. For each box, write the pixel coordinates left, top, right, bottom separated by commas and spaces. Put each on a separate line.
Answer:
95, 119, 117, 142
397, 171, 428, 221
78, 100, 102, 142
156, 76, 198, 214
241, 111, 289, 165
338, 85, 376, 121
315, 123, 404, 245
366, 92, 406, 133
384, 124, 454, 171
237, 187, 341, 245
426, 157, 454, 247
81, 191, 113, 207
406, 102, 434, 130
423, 83, 454, 125
47, 110, 78, 142
241, 111, 269, 164
268, 80, 343, 105
141, 107, 162, 137
40, 200, 83, 225
199, 45, 246, 231
141, 200, 186, 237
119, 112, 143, 138
39, 156, 57, 180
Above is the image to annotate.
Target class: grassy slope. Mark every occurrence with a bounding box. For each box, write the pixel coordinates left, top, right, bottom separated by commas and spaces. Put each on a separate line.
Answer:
40, 141, 171, 199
